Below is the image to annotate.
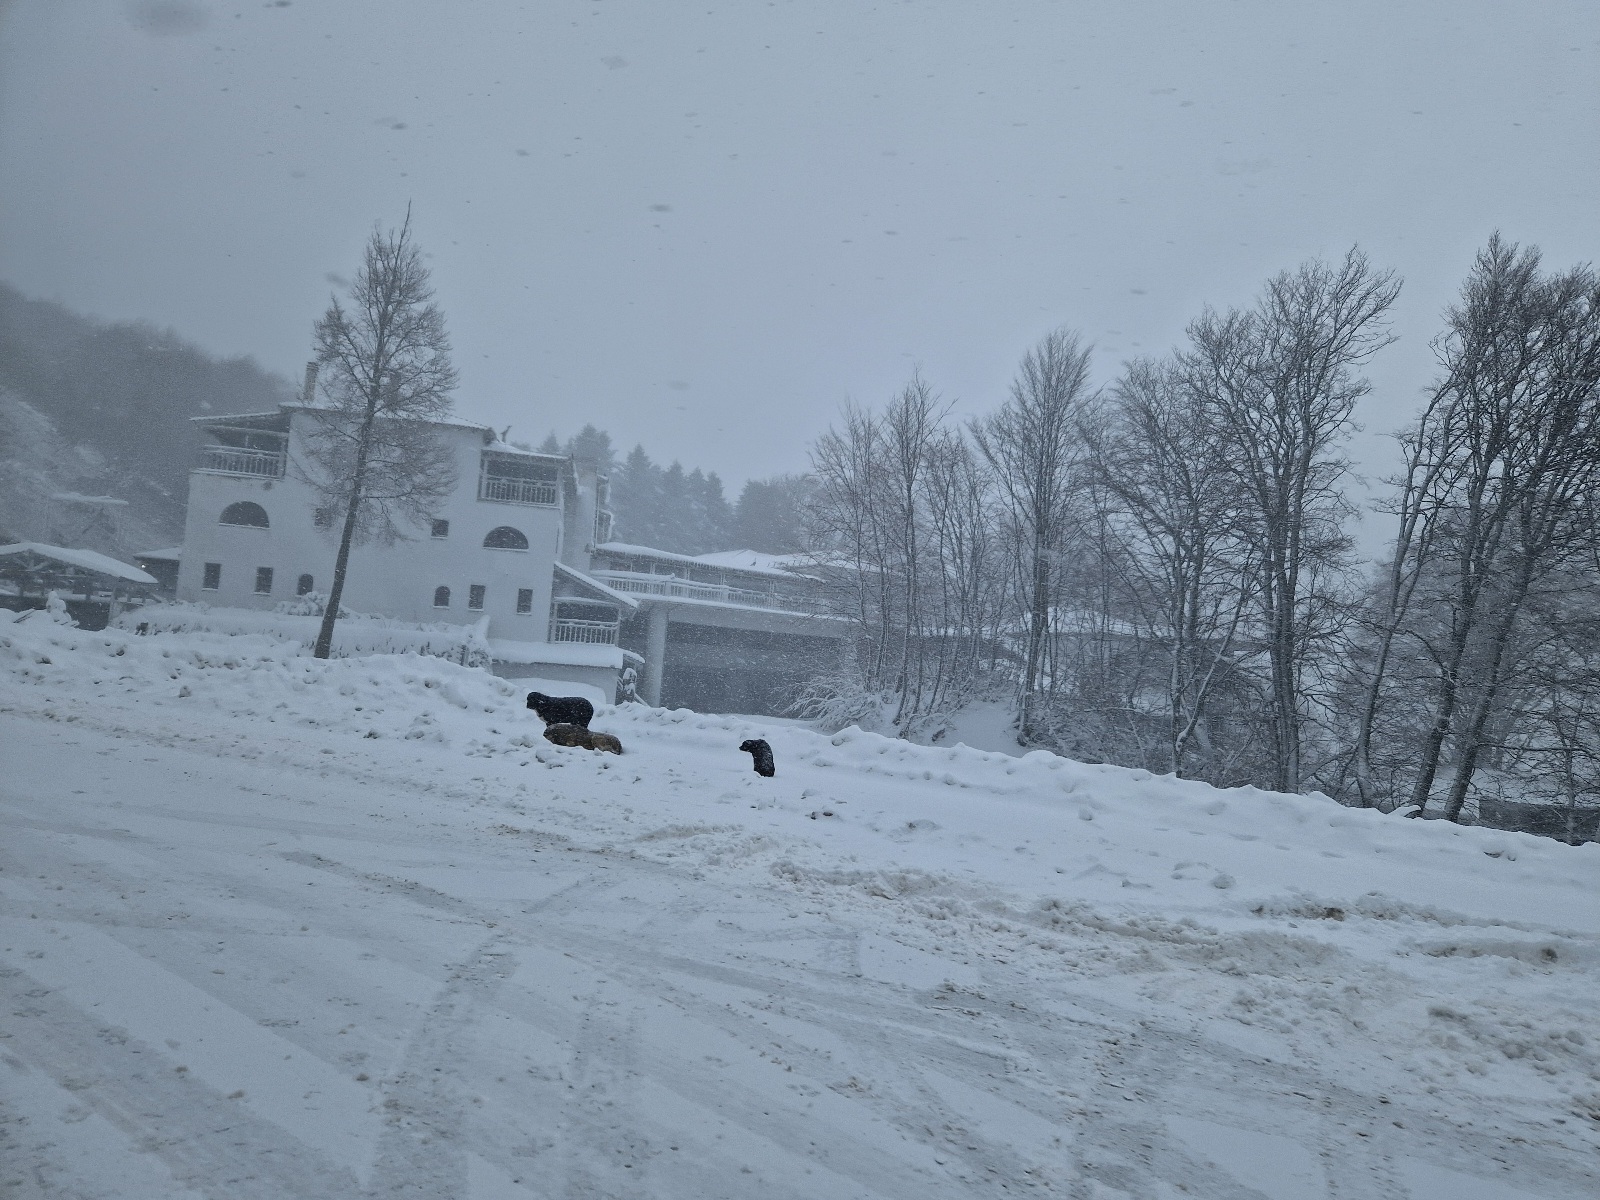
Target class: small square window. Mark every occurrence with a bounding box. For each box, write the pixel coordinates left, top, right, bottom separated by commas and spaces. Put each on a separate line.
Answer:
516, 588, 533, 615
297, 573, 314, 596
202, 562, 221, 590
431, 519, 450, 538
468, 584, 486, 611
433, 586, 451, 608
255, 567, 274, 595
313, 507, 333, 529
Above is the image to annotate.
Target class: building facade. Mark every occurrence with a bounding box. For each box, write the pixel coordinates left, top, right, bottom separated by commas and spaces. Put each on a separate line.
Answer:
588, 544, 845, 711
162, 403, 844, 712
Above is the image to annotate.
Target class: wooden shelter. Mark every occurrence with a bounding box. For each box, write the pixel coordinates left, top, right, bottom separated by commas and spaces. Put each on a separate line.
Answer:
0, 542, 159, 629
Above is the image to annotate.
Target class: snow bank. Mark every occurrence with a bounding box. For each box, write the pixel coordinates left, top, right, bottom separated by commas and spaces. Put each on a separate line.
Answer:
115, 601, 490, 666
8, 616, 1593, 933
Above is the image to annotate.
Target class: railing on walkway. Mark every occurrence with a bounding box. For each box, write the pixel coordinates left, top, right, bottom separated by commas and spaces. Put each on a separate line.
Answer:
591, 571, 807, 612
200, 446, 285, 478
551, 619, 619, 644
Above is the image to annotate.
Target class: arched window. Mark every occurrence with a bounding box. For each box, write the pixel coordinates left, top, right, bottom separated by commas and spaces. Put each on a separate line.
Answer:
297, 573, 314, 596
219, 501, 269, 528
483, 525, 529, 550
433, 586, 451, 608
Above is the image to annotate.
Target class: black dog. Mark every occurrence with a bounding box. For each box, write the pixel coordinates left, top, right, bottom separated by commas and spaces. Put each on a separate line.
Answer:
526, 691, 595, 729
740, 738, 776, 777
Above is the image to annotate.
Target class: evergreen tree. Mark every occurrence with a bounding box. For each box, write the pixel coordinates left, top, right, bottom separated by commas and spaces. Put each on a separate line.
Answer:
610, 444, 660, 547
564, 423, 616, 474
699, 470, 734, 550
732, 474, 813, 553
656, 461, 690, 552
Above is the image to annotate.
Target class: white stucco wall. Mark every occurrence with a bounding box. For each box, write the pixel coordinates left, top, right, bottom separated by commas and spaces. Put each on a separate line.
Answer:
175, 417, 567, 641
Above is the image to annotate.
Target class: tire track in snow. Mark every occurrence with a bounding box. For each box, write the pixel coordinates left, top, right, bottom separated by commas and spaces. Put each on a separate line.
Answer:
0, 962, 366, 1199
283, 850, 961, 1196
8, 710, 1597, 1197
364, 932, 517, 1199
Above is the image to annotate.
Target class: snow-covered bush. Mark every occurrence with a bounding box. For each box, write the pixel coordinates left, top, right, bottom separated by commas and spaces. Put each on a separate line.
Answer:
789, 665, 896, 734
272, 591, 350, 618
113, 602, 491, 668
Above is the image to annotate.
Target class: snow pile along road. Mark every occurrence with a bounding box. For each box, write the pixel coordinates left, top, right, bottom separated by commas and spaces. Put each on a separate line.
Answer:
2, 618, 1597, 1198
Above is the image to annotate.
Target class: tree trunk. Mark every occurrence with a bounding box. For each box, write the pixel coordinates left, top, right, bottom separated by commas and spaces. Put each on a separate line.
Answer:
312, 406, 377, 659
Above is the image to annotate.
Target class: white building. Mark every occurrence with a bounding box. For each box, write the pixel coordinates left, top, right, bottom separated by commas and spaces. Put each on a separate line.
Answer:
154, 402, 846, 710
157, 403, 637, 695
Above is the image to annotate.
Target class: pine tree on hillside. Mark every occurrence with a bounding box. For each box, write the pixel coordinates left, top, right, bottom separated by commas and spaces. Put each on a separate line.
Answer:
697, 470, 734, 550
655, 462, 691, 552
564, 424, 617, 474
732, 474, 812, 553
0, 282, 290, 534
610, 444, 660, 547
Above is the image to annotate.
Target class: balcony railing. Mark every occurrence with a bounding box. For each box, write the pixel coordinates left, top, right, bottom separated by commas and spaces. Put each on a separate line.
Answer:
201, 446, 285, 478
479, 476, 558, 506
551, 618, 619, 645
592, 571, 808, 612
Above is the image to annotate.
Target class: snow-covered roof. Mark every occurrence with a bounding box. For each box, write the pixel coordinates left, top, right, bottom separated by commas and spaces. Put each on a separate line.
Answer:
594, 542, 810, 581
487, 639, 625, 669
693, 549, 810, 576
552, 561, 640, 610
191, 404, 558, 444
483, 441, 567, 462
0, 543, 157, 585
188, 410, 290, 431
280, 402, 505, 436
51, 492, 129, 507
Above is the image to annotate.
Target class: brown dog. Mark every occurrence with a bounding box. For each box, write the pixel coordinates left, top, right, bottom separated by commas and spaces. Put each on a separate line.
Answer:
543, 722, 623, 755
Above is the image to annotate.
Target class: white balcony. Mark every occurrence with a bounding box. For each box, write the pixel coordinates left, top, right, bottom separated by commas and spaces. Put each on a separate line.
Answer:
200, 446, 285, 478
479, 476, 558, 506
551, 618, 619, 644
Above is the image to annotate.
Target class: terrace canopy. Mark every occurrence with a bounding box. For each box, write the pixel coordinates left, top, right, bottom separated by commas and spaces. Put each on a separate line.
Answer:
0, 542, 158, 606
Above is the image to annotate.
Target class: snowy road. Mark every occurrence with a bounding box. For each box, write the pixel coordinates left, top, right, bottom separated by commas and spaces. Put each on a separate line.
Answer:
3, 624, 1598, 1197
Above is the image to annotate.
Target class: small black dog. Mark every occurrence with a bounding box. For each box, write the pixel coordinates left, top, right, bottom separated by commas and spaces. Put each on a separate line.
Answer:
526, 691, 595, 729
740, 738, 776, 777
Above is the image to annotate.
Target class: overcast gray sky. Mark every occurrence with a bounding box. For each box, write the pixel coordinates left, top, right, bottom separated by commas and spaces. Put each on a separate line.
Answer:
2, 0, 1596, 525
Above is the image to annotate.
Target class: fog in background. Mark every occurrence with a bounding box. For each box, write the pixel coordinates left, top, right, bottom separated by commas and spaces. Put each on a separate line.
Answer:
2, 0, 1595, 545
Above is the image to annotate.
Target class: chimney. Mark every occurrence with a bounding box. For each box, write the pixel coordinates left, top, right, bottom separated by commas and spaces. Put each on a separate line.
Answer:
302, 361, 320, 403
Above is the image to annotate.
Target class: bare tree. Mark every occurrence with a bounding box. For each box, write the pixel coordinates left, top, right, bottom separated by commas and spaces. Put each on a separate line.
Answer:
880, 374, 949, 725
1184, 249, 1399, 792
808, 401, 894, 692
972, 328, 1094, 740
1396, 238, 1600, 819
302, 212, 459, 659
920, 426, 1004, 717
1479, 572, 1600, 841
805, 376, 972, 734
1091, 358, 1258, 780
1347, 384, 1467, 807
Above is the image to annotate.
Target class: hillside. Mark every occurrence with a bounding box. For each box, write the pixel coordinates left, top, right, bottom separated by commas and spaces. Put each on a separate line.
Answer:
0, 283, 292, 551
1, 616, 1596, 1198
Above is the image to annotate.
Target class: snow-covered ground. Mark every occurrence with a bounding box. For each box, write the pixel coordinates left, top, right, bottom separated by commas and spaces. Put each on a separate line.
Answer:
2, 621, 1596, 1199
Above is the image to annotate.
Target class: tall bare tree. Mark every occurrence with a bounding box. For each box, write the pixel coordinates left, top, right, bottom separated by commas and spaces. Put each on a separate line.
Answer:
303, 212, 459, 659
1184, 249, 1399, 792
880, 374, 948, 725
972, 328, 1094, 740
1395, 238, 1600, 818
920, 427, 1003, 716
1091, 358, 1257, 779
